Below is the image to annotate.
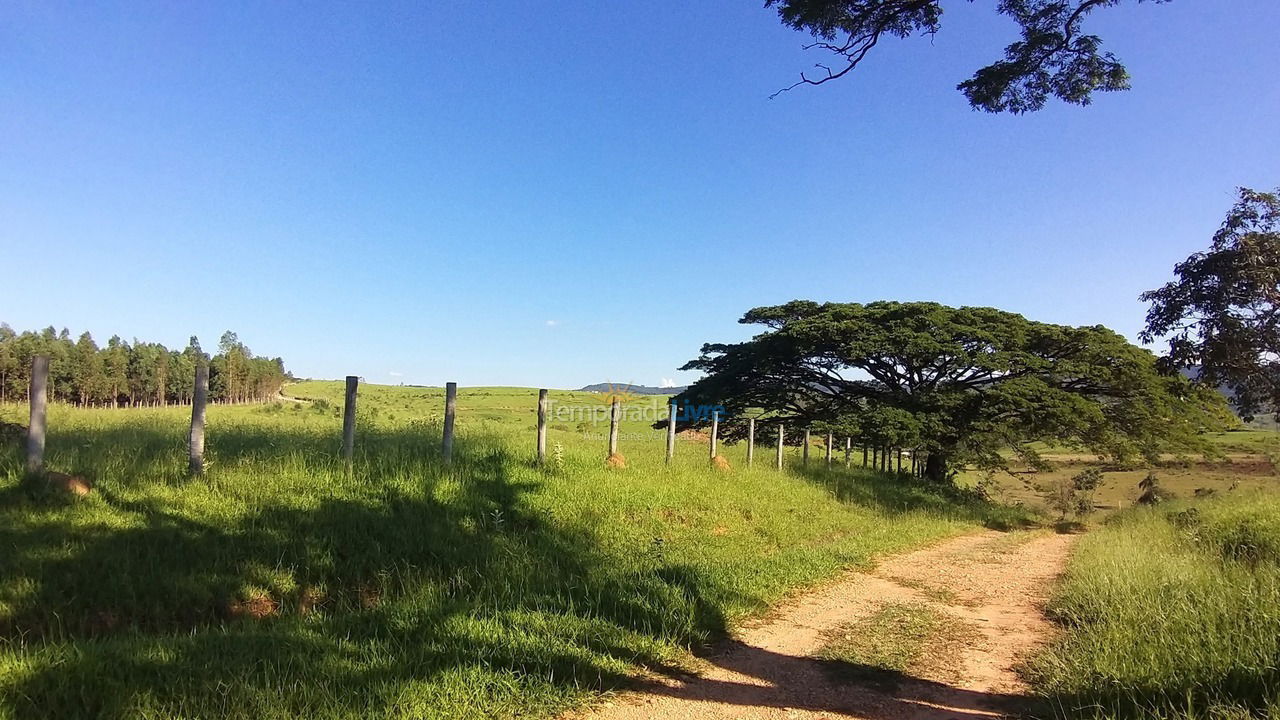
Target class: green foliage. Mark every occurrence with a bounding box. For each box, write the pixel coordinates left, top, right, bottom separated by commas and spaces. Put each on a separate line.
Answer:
1027, 493, 1280, 718
1073, 468, 1104, 492
0, 323, 288, 407
1137, 471, 1177, 506
674, 301, 1227, 482
0, 382, 1027, 719
765, 0, 1170, 113
1142, 187, 1280, 420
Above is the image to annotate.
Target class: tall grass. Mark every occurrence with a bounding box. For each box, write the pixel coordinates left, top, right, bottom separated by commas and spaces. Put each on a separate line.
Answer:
1027, 493, 1280, 719
0, 385, 1026, 720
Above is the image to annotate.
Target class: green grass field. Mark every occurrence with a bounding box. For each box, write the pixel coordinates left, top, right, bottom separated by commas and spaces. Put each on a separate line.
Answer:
1026, 492, 1280, 719
958, 430, 1280, 519
0, 382, 1027, 720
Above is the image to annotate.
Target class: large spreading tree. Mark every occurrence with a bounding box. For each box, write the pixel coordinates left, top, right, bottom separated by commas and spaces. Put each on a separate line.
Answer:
766, 0, 1171, 113
668, 300, 1224, 482
1141, 187, 1280, 419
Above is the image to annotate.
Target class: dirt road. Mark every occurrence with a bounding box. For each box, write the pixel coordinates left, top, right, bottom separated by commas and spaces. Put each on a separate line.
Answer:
573, 530, 1077, 720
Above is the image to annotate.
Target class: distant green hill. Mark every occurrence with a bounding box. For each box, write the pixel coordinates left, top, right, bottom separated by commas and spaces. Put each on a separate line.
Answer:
577, 383, 685, 395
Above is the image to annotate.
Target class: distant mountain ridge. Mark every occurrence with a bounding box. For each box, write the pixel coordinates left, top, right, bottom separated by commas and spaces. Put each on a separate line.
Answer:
577, 383, 686, 395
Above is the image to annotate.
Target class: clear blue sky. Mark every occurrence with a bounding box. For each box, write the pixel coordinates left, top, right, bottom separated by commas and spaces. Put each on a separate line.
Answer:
2, 1, 1277, 389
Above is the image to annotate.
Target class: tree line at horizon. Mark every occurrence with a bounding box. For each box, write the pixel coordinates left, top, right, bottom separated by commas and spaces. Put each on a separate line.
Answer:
0, 326, 288, 408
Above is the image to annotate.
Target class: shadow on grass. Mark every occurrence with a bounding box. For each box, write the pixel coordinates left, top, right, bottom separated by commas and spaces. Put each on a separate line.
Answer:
787, 463, 1036, 531
0, 425, 734, 719
629, 638, 1029, 720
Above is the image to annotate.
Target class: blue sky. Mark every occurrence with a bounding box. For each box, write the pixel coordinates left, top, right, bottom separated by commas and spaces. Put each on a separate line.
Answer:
2, 1, 1277, 389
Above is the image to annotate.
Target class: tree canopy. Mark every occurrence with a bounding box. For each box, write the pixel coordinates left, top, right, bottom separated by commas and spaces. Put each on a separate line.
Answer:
0, 323, 289, 408
1141, 187, 1280, 419
668, 300, 1225, 481
766, 0, 1170, 113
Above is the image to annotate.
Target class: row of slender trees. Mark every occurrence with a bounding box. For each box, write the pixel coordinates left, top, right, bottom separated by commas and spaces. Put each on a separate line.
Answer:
0, 325, 288, 407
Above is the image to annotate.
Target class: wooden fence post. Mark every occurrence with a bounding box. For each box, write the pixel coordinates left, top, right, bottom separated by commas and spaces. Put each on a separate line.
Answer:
897, 448, 903, 473
665, 402, 676, 464
536, 389, 548, 465
26, 355, 49, 474
607, 398, 621, 457
709, 410, 719, 460
802, 429, 810, 465
844, 437, 852, 468
341, 375, 358, 464
775, 425, 784, 470
188, 362, 208, 475
443, 382, 457, 463
746, 418, 755, 467
825, 433, 833, 466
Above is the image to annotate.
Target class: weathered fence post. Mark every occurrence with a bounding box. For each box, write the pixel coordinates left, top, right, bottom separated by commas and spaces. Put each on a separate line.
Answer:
802, 429, 810, 465
26, 355, 49, 474
665, 402, 676, 464
341, 375, 358, 464
442, 382, 457, 463
607, 398, 620, 457
897, 448, 903, 473
709, 410, 719, 459
825, 433, 833, 466
746, 418, 756, 467
188, 362, 208, 475
844, 437, 852, 468
536, 389, 548, 464
775, 425, 785, 470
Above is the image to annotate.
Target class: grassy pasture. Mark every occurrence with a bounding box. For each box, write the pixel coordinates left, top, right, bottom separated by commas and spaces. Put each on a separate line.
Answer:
0, 382, 1026, 720
1027, 492, 1280, 719
959, 430, 1280, 518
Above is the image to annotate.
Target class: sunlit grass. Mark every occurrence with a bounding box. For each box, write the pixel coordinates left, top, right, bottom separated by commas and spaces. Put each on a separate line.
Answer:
0, 384, 1028, 719
1026, 493, 1280, 719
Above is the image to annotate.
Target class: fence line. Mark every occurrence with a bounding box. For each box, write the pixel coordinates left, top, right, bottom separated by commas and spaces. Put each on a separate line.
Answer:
19, 372, 923, 483
26, 355, 48, 474
709, 410, 719, 460
536, 389, 549, 465
188, 363, 208, 475
775, 425, 784, 470
443, 382, 457, 463
607, 398, 620, 457
342, 376, 358, 464
665, 402, 676, 464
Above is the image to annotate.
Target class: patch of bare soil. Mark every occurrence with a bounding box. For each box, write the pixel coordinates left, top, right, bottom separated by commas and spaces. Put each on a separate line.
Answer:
570, 530, 1077, 720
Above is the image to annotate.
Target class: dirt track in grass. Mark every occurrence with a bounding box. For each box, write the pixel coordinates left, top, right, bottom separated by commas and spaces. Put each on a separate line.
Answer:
571, 530, 1077, 720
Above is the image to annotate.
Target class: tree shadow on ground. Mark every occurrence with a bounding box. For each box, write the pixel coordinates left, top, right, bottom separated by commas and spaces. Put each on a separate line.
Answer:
0, 426, 738, 719
628, 638, 1029, 720
788, 463, 1034, 531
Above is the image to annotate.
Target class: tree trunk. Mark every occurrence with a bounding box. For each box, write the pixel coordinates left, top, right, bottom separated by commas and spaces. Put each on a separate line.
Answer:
925, 454, 949, 483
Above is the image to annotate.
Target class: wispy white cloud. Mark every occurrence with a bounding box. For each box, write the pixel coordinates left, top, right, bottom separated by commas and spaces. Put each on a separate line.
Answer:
388, 371, 404, 377
545, 320, 559, 327
659, 378, 677, 388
